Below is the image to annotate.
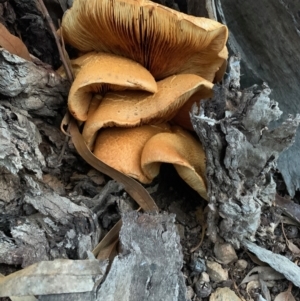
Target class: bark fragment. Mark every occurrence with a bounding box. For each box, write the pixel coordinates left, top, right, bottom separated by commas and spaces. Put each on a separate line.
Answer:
97, 212, 186, 301
0, 49, 69, 117
191, 56, 300, 248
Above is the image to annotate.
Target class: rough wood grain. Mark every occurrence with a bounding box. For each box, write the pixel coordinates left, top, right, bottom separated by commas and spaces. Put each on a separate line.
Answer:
0, 49, 69, 117
97, 212, 187, 301
216, 0, 300, 196
191, 56, 300, 248
0, 76, 101, 268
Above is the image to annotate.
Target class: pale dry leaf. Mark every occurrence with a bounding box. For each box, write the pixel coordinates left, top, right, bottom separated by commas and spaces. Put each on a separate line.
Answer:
247, 251, 268, 266
241, 266, 284, 285
281, 222, 300, 255
281, 216, 300, 227
10, 296, 37, 301
286, 240, 300, 255
0, 24, 31, 61
259, 278, 271, 301
274, 291, 296, 301
243, 240, 300, 287
246, 280, 260, 294
0, 259, 108, 297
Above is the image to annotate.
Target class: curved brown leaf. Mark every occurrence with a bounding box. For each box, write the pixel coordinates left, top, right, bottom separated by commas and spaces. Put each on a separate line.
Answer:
0, 24, 31, 61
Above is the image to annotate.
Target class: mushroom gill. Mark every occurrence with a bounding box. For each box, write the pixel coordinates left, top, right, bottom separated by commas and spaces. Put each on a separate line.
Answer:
68, 52, 157, 121
61, 0, 228, 81
82, 74, 213, 149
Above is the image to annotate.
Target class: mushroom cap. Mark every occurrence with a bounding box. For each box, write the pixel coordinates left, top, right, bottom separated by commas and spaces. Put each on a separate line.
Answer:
68, 52, 157, 121
82, 74, 213, 149
141, 126, 208, 200
61, 0, 228, 81
56, 51, 97, 78
171, 83, 213, 131
93, 124, 170, 183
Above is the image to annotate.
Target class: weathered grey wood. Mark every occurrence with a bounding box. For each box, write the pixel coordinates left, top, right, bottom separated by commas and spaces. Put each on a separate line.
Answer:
97, 212, 187, 301
0, 259, 108, 297
0, 102, 45, 179
0, 49, 69, 117
0, 188, 101, 267
191, 56, 300, 248
216, 0, 300, 196
0, 47, 89, 268
1, 212, 187, 300
243, 240, 300, 288
38, 292, 95, 301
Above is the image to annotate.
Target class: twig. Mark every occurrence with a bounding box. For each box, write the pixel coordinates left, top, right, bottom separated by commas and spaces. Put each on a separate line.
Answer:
190, 224, 207, 253
36, 0, 74, 164
36, 0, 73, 82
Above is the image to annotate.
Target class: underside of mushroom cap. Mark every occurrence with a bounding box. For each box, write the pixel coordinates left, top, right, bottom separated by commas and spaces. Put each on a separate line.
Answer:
93, 124, 171, 183
68, 52, 157, 121
141, 126, 208, 200
61, 0, 228, 81
82, 74, 213, 150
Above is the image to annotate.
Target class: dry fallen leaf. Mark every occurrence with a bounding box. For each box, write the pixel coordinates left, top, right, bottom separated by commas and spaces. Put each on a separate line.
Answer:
286, 240, 300, 255
281, 222, 300, 255
246, 251, 268, 266
0, 259, 108, 297
246, 280, 260, 294
259, 278, 271, 301
274, 291, 296, 301
0, 24, 31, 61
241, 266, 285, 285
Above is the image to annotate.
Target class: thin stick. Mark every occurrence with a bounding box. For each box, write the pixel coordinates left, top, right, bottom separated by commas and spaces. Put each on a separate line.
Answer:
36, 0, 74, 164
37, 0, 73, 82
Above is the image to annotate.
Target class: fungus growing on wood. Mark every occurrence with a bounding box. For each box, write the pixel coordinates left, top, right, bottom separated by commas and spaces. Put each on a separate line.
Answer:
60, 0, 229, 199
61, 0, 228, 81
93, 124, 171, 183
56, 51, 98, 78
141, 126, 207, 200
82, 74, 213, 149
93, 125, 207, 200
68, 52, 157, 121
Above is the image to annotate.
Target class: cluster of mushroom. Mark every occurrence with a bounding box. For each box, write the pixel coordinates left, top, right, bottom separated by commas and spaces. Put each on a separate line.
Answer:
60, 0, 228, 200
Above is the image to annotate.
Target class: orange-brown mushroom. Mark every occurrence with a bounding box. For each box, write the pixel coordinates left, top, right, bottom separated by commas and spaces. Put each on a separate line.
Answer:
93, 124, 171, 183
171, 83, 213, 130
93, 124, 207, 199
56, 51, 97, 79
68, 52, 157, 121
141, 126, 208, 200
61, 0, 228, 81
82, 74, 213, 149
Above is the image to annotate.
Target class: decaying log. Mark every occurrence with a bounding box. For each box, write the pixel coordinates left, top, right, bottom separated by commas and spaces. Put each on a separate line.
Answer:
216, 0, 300, 196
3, 0, 63, 67
0, 49, 69, 117
0, 50, 101, 268
0, 212, 185, 301
97, 212, 186, 301
191, 56, 300, 248
0, 186, 101, 267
